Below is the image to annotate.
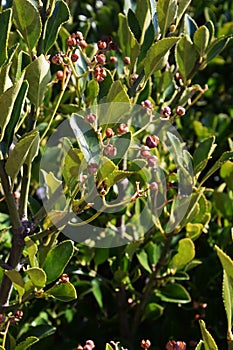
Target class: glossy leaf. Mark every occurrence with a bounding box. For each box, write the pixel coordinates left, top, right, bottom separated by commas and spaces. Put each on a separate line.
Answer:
24, 128, 40, 166
213, 192, 233, 218
5, 270, 25, 301
85, 79, 99, 106
143, 37, 179, 81
184, 14, 198, 39
193, 136, 216, 176
91, 279, 103, 308
25, 55, 51, 108
175, 35, 198, 84
157, 282, 191, 303
47, 281, 77, 302
143, 302, 164, 321
15, 337, 39, 350
13, 0, 42, 52
199, 320, 218, 350
172, 238, 195, 269
26, 267, 47, 288
206, 36, 231, 62
70, 114, 100, 163
44, 0, 70, 54
176, 0, 192, 27
0, 9, 12, 67
4, 81, 29, 148
215, 245, 233, 279
43, 240, 74, 284
186, 223, 203, 241
5, 130, 39, 182
136, 250, 152, 273
110, 132, 132, 165
157, 0, 178, 37
0, 62, 12, 95
199, 151, 233, 186
127, 8, 141, 42
220, 161, 233, 190
194, 26, 210, 56
195, 341, 204, 350
24, 237, 38, 268
0, 77, 24, 142
62, 147, 84, 189
222, 270, 233, 335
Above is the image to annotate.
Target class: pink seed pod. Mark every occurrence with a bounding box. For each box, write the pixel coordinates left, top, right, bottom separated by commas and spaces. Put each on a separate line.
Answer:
160, 106, 171, 118
123, 56, 130, 65
176, 106, 186, 116
146, 135, 159, 148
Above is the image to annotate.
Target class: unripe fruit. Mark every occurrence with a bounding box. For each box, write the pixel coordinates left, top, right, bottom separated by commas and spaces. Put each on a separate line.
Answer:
56, 70, 64, 80
141, 99, 153, 110
146, 135, 159, 148
147, 155, 158, 167
140, 146, 151, 158
87, 162, 98, 175
96, 53, 106, 65
104, 144, 117, 157
60, 273, 69, 283
84, 113, 96, 124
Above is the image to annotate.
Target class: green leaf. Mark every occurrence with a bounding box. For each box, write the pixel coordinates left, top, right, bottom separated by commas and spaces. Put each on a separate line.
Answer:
118, 14, 140, 69
157, 0, 178, 37
43, 240, 74, 284
213, 192, 233, 218
85, 80, 99, 106
0, 62, 12, 95
199, 320, 218, 350
24, 237, 38, 268
222, 270, 233, 335
172, 238, 195, 269
143, 37, 179, 81
142, 302, 164, 321
44, 0, 70, 54
4, 81, 29, 148
62, 147, 84, 190
25, 128, 40, 165
15, 337, 39, 350
127, 9, 141, 42
136, 250, 152, 273
194, 26, 210, 56
25, 55, 51, 108
5, 270, 25, 302
41, 170, 62, 201
186, 223, 203, 241
0, 77, 24, 142
70, 114, 100, 163
26, 267, 47, 288
193, 136, 216, 176
0, 9, 12, 67
176, 0, 192, 27
184, 14, 198, 39
106, 344, 114, 350
215, 245, 233, 279
220, 161, 233, 190
47, 281, 77, 302
157, 282, 191, 303
195, 340, 204, 350
110, 132, 132, 165
13, 0, 42, 52
91, 279, 103, 308
5, 130, 39, 182
199, 151, 233, 186
175, 35, 198, 84
206, 36, 232, 62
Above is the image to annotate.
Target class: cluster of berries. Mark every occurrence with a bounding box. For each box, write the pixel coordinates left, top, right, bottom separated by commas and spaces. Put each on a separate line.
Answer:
0, 310, 23, 328
76, 340, 95, 350
92, 36, 118, 82
166, 340, 186, 350
160, 105, 186, 118
140, 134, 159, 168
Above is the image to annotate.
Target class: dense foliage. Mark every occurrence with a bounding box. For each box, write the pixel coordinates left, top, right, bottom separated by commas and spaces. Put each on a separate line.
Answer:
0, 0, 232, 350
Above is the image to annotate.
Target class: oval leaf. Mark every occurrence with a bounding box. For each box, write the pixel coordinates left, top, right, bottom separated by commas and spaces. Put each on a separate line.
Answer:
43, 240, 74, 284
13, 0, 42, 52
47, 281, 77, 302
44, 0, 70, 54
15, 336, 39, 350
157, 282, 191, 303
175, 35, 198, 84
172, 238, 195, 268
26, 267, 47, 288
157, 0, 178, 37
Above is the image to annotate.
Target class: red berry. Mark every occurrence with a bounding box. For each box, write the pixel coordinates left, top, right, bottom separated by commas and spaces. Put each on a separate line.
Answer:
104, 144, 117, 157
71, 53, 79, 62
123, 56, 130, 65
96, 53, 106, 65
56, 70, 64, 80
117, 123, 128, 134
166, 341, 186, 350
60, 273, 69, 283
141, 99, 153, 110
66, 36, 77, 47
85, 340, 95, 349
141, 340, 151, 349
176, 106, 186, 116
110, 56, 118, 63
97, 40, 107, 50
106, 128, 115, 138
